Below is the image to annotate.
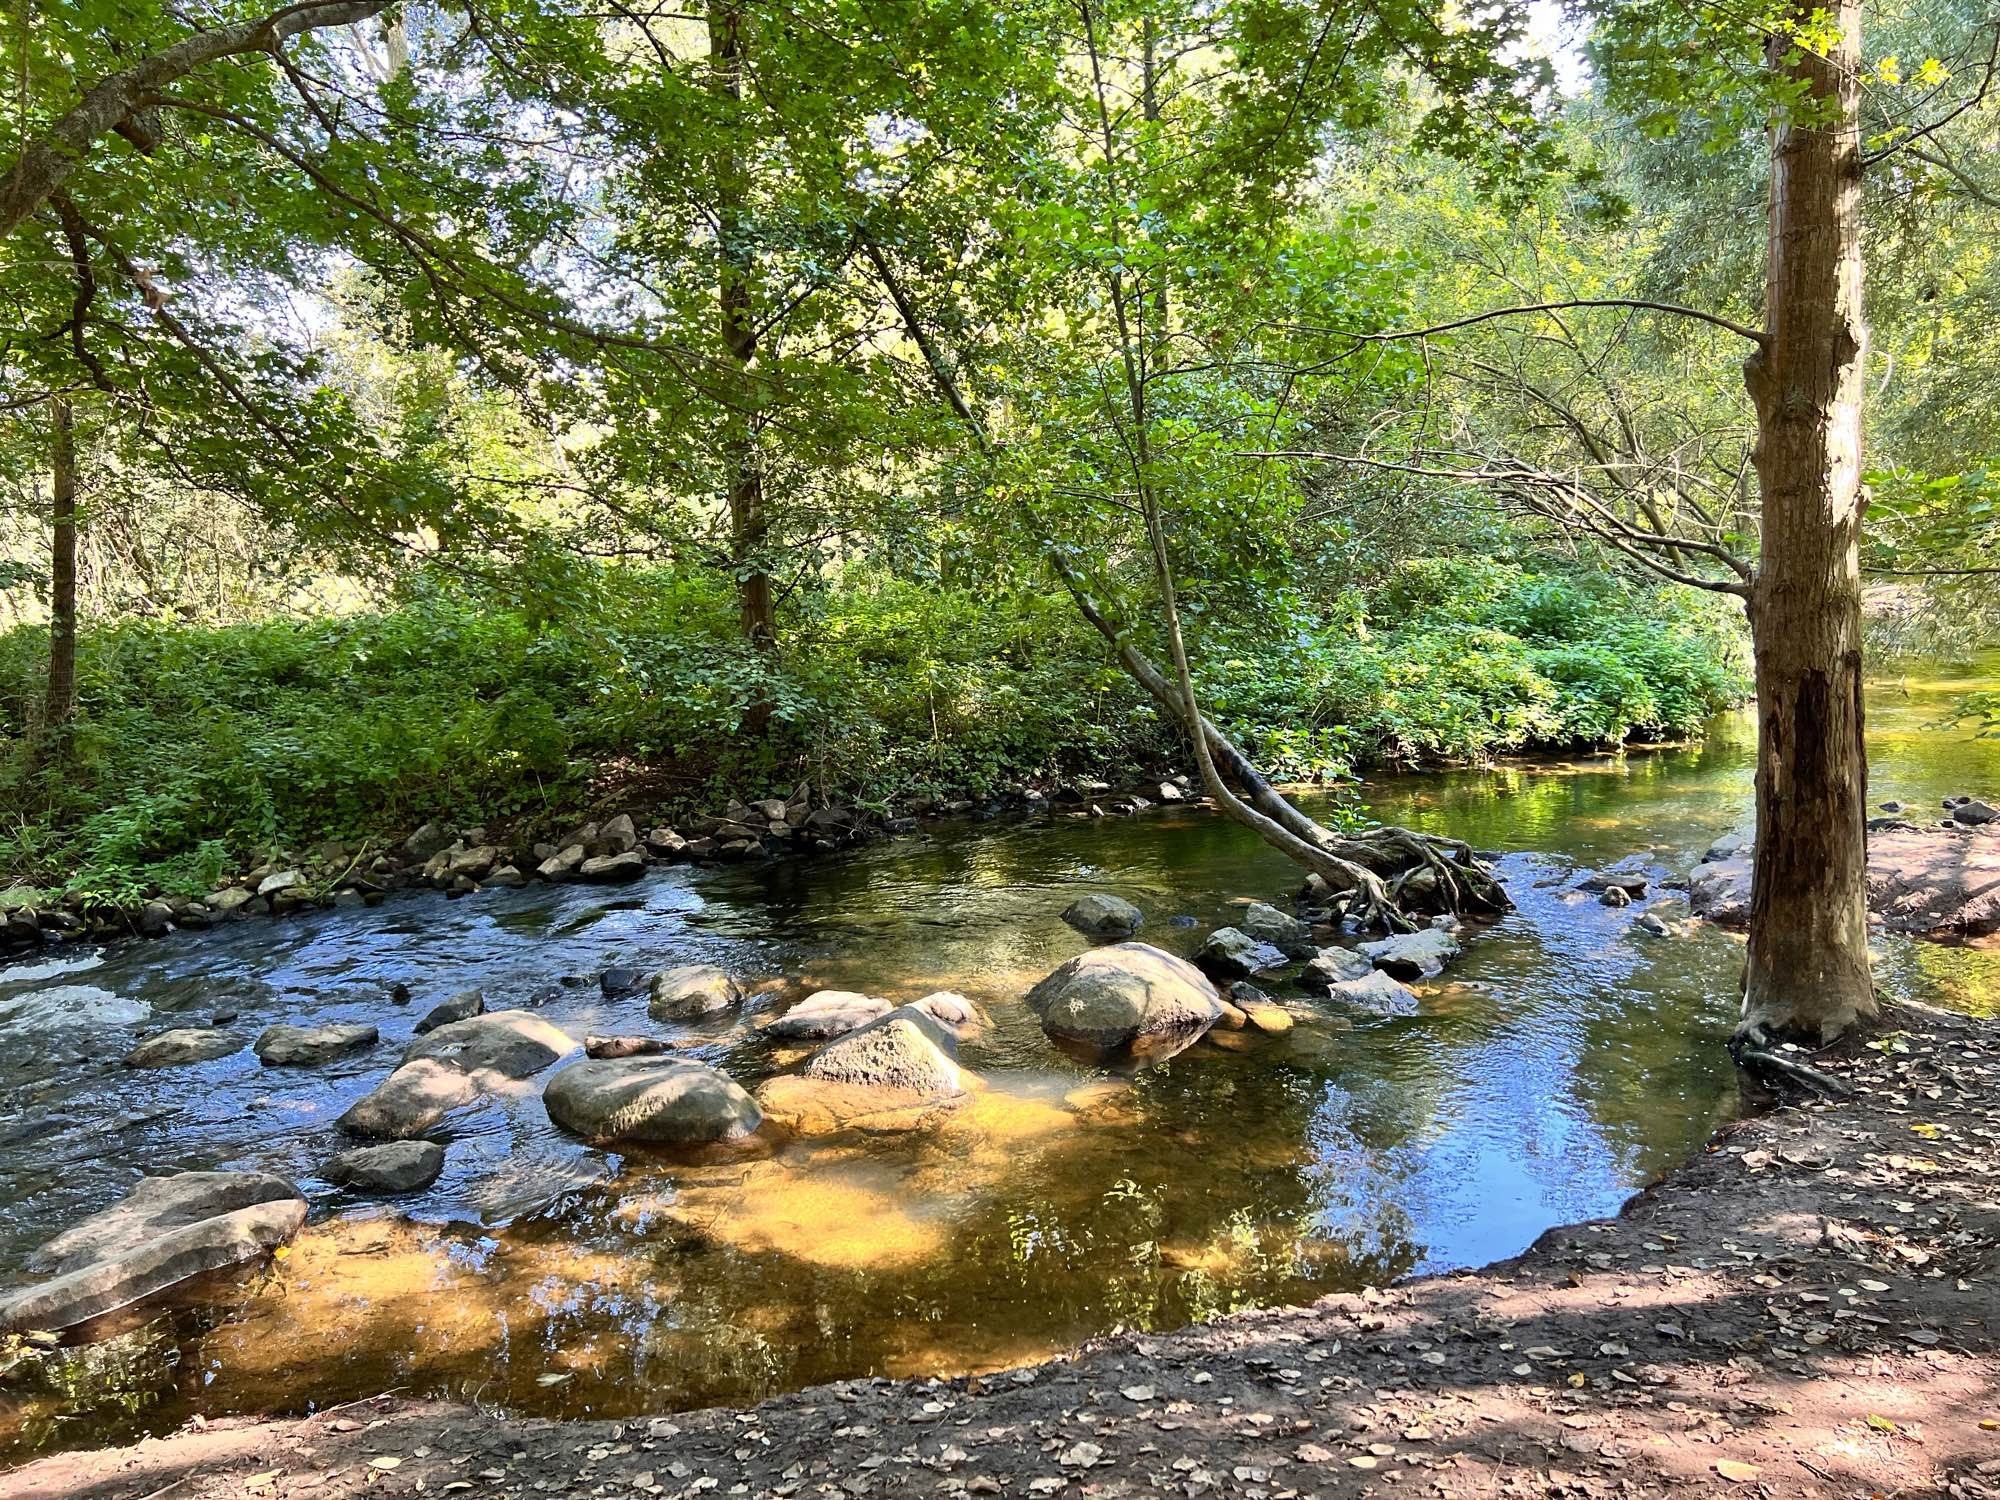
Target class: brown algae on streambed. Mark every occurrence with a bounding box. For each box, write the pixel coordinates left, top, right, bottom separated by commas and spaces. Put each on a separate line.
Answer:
1, 656, 1998, 1460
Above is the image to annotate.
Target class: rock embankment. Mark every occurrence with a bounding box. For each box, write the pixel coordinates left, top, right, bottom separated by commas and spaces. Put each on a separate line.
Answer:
1689, 798, 2000, 939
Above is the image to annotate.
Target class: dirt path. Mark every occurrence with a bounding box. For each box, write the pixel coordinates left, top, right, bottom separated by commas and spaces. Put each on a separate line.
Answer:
7, 1004, 1997, 1500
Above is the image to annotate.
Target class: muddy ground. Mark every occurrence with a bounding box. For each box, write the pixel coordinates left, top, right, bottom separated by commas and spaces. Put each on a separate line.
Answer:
5, 1001, 1996, 1500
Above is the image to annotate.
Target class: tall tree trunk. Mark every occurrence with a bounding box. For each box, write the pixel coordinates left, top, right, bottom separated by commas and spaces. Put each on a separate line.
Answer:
708, 0, 775, 654
42, 398, 79, 751
1738, 0, 1876, 1043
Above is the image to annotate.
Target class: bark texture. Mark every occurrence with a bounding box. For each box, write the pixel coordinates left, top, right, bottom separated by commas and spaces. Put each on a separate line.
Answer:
708, 0, 775, 653
1739, 0, 1876, 1042
41, 398, 79, 751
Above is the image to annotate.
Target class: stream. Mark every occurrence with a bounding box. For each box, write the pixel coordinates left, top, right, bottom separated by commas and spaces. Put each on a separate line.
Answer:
3, 655, 1997, 1462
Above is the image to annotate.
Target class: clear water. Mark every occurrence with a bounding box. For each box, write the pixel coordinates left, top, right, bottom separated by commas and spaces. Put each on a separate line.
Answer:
1, 655, 1994, 1461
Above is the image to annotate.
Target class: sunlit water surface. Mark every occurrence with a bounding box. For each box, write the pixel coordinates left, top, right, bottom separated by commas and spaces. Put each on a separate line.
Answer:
2, 655, 1995, 1460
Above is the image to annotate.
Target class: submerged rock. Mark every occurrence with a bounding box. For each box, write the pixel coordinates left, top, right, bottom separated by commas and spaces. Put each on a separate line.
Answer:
761, 990, 893, 1041
1195, 926, 1289, 980
1026, 942, 1223, 1051
544, 1057, 762, 1146
253, 1022, 378, 1067
1239, 901, 1316, 959
414, 990, 484, 1035
910, 990, 983, 1036
1061, 893, 1144, 939
323, 1140, 446, 1194
0, 1171, 305, 1333
124, 1028, 240, 1068
339, 1010, 578, 1139
585, 1034, 670, 1059
648, 964, 742, 1022
1357, 927, 1460, 980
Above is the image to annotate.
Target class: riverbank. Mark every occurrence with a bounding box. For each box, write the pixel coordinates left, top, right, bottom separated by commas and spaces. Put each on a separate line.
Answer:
10, 998, 1993, 1500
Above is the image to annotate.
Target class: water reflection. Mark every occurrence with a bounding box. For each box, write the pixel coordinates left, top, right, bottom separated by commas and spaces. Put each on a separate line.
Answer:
1, 656, 1996, 1460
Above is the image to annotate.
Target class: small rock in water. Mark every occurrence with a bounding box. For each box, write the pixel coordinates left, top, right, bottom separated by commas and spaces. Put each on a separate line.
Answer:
1299, 947, 1373, 991
253, 1023, 379, 1067
1025, 943, 1223, 1050
1600, 885, 1632, 908
600, 966, 646, 998
323, 1140, 446, 1194
649, 965, 743, 1021
545, 1057, 763, 1146
1195, 927, 1289, 980
761, 990, 892, 1040
413, 990, 484, 1035
1635, 911, 1672, 937
1325, 969, 1420, 1017
1061, 893, 1144, 940
1238, 902, 1316, 959
911, 990, 983, 1036
585, 1034, 671, 1059
124, 1028, 240, 1068
1952, 798, 1999, 826
1357, 927, 1460, 980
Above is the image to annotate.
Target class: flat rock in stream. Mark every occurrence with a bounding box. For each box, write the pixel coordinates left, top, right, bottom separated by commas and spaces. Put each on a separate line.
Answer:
1299, 946, 1374, 991
323, 1140, 446, 1194
1689, 824, 2000, 938
1323, 968, 1421, 1016
124, 1028, 241, 1068
1357, 927, 1460, 980
0, 1171, 305, 1333
338, 1010, 578, 1139
760, 990, 893, 1041
1026, 942, 1224, 1051
544, 1057, 762, 1146
1239, 901, 1317, 959
253, 1022, 379, 1067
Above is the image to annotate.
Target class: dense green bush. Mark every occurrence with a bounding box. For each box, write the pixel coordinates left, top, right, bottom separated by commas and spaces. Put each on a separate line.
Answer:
0, 560, 1746, 898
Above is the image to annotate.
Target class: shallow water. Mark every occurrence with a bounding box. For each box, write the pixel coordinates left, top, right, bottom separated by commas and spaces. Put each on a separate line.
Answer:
2, 654, 1996, 1461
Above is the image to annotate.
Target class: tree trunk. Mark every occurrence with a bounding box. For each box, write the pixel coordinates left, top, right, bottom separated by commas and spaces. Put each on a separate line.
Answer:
708, 0, 776, 654
1738, 0, 1876, 1043
42, 398, 79, 750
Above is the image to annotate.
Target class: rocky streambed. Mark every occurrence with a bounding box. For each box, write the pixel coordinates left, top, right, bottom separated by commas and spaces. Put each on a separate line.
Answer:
3, 657, 1999, 1463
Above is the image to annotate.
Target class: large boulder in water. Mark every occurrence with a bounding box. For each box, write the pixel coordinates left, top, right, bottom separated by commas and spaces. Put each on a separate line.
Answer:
338, 1010, 577, 1139
1061, 894, 1143, 940
1025, 942, 1224, 1050
1357, 927, 1460, 980
544, 1057, 762, 1146
760, 990, 892, 1040
648, 964, 742, 1021
0, 1171, 304, 1333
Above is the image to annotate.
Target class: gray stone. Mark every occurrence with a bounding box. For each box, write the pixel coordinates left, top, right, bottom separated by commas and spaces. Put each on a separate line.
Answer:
1599, 885, 1632, 908
761, 990, 893, 1040
1196, 926, 1289, 980
413, 990, 484, 1035
910, 990, 982, 1036
1952, 798, 1999, 826
1356, 927, 1460, 980
1577, 870, 1649, 898
256, 869, 305, 899
445, 844, 500, 881
1061, 893, 1144, 939
537, 844, 585, 880
125, 1028, 240, 1068
1239, 901, 1316, 958
1299, 946, 1374, 991
0, 1171, 304, 1333
802, 1005, 965, 1097
648, 964, 742, 1021
544, 1057, 762, 1146
403, 821, 454, 860
338, 1011, 577, 1139
1025, 942, 1223, 1050
1324, 969, 1420, 1016
253, 1022, 378, 1067
323, 1140, 445, 1194
579, 850, 646, 883
596, 813, 639, 852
